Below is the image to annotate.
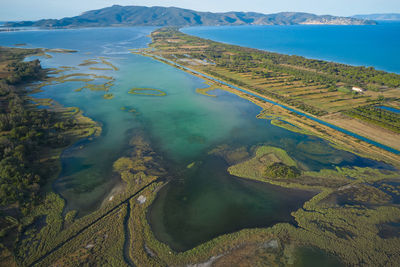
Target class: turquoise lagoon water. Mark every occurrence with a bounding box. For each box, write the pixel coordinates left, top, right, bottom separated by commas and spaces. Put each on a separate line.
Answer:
0, 27, 394, 252
183, 22, 400, 74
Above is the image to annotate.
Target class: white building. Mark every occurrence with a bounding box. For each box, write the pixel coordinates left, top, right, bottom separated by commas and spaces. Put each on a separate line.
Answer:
352, 86, 364, 93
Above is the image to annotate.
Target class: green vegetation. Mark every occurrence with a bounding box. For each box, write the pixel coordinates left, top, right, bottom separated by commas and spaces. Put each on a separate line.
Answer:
0, 47, 102, 266
265, 162, 301, 178
227, 146, 297, 180
4, 60, 43, 84
128, 88, 167, 96
10, 132, 159, 266
1, 28, 400, 267
44, 48, 77, 54
187, 162, 196, 169
99, 57, 119, 71
209, 144, 250, 164
103, 93, 114, 99
346, 105, 400, 133
196, 87, 217, 97
0, 57, 99, 210
89, 67, 113, 71
37, 202, 128, 266
216, 144, 400, 266
127, 182, 286, 267
270, 119, 311, 135
148, 28, 400, 138
29, 71, 116, 94
195, 81, 219, 97
79, 59, 99, 66
337, 86, 352, 94
123, 158, 400, 266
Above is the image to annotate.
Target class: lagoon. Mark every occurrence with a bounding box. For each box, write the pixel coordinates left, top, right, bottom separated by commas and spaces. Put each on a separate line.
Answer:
0, 26, 395, 251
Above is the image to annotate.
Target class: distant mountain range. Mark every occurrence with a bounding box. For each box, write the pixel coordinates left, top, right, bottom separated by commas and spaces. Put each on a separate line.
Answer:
353, 13, 400, 21
4, 5, 376, 28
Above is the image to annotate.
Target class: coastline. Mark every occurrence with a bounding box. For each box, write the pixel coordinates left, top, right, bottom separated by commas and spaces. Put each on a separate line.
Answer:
133, 28, 400, 167
113, 28, 400, 267
135, 50, 400, 167
2, 26, 400, 267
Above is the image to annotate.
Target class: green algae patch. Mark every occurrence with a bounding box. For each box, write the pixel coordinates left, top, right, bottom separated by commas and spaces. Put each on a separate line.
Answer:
103, 93, 114, 100
36, 69, 115, 94
64, 78, 95, 83
99, 57, 119, 71
74, 87, 85, 92
44, 48, 78, 54
120, 106, 138, 115
128, 88, 167, 96
113, 133, 166, 187
79, 59, 99, 66
59, 66, 78, 71
195, 82, 220, 97
74, 81, 115, 93
209, 144, 250, 164
89, 67, 113, 71
85, 83, 113, 91
187, 162, 196, 169
195, 87, 217, 97
93, 75, 114, 80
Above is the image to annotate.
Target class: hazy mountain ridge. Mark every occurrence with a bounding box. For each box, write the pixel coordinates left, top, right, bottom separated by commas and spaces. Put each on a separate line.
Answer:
4, 5, 376, 28
353, 13, 400, 21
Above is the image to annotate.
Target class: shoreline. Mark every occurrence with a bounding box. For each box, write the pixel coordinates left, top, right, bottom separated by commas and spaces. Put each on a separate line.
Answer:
3, 27, 400, 266
135, 50, 400, 168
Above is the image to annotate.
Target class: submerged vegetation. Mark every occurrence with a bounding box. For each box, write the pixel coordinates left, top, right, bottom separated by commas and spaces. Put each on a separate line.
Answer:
128, 88, 167, 96
195, 81, 219, 97
0, 47, 101, 265
99, 57, 119, 71
103, 93, 114, 99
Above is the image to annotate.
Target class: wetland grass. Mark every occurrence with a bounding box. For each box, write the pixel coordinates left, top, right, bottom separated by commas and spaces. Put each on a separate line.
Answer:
128, 88, 167, 96
103, 93, 114, 100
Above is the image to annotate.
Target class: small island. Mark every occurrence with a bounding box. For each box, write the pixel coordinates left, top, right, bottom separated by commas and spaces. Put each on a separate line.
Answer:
128, 88, 167, 96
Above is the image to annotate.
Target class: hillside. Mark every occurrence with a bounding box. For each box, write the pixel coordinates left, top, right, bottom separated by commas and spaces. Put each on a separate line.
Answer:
353, 13, 400, 21
4, 5, 376, 28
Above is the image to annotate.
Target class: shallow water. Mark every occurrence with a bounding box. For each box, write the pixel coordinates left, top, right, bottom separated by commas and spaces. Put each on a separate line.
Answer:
0, 27, 394, 249
149, 156, 316, 251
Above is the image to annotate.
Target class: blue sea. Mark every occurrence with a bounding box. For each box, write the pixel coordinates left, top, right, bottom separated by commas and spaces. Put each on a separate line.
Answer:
183, 22, 400, 74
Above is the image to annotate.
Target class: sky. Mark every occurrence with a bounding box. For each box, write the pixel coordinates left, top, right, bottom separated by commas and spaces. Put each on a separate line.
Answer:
1, 0, 399, 21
